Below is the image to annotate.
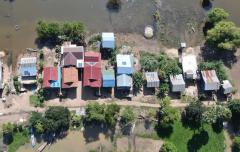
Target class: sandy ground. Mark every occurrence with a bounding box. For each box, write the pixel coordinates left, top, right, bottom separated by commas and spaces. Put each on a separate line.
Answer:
17, 131, 113, 152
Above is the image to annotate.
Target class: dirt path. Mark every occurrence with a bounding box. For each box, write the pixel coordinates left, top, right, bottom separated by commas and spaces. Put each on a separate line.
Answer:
224, 130, 233, 152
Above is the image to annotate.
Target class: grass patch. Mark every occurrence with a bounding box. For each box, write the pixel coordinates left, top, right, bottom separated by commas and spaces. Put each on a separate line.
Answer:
136, 121, 225, 152
29, 95, 43, 107
8, 130, 29, 152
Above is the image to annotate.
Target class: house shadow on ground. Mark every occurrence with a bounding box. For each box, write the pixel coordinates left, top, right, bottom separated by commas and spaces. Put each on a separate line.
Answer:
83, 123, 115, 143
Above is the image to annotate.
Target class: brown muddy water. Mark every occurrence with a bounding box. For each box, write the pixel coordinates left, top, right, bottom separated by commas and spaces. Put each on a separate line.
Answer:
0, 0, 239, 62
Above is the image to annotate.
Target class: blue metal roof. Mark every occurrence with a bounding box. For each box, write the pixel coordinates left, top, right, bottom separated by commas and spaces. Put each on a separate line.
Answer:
117, 74, 132, 87
102, 69, 115, 87
102, 33, 115, 49
50, 66, 61, 88
20, 64, 37, 77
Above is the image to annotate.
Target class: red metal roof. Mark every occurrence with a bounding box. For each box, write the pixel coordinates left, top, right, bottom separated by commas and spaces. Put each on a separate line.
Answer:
83, 51, 102, 87
43, 67, 58, 88
62, 67, 78, 88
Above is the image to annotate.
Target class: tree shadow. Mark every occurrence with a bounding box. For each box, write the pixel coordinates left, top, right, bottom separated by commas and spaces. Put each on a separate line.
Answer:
187, 130, 209, 152
181, 113, 202, 131
83, 123, 114, 143
154, 124, 173, 139
201, 0, 213, 11
106, 0, 122, 13
201, 45, 237, 68
3, 133, 13, 145
202, 21, 214, 36
211, 121, 223, 134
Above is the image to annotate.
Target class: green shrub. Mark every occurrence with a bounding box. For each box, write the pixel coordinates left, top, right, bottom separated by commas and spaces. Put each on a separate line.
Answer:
233, 136, 240, 152
160, 141, 177, 152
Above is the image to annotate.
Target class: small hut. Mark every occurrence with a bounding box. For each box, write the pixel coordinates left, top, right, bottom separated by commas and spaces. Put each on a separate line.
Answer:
201, 70, 220, 91
170, 74, 185, 92
145, 72, 159, 88
182, 54, 198, 79
102, 32, 115, 49
222, 80, 233, 94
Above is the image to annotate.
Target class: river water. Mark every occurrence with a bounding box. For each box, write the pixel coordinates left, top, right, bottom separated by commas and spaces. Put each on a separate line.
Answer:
0, 0, 239, 60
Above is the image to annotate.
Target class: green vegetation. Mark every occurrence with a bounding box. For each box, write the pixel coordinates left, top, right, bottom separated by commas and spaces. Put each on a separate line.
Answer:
160, 141, 177, 152
88, 34, 101, 45
183, 101, 206, 129
199, 61, 227, 82
38, 60, 44, 73
233, 136, 240, 152
228, 99, 240, 131
158, 97, 179, 127
203, 105, 231, 126
8, 129, 28, 152
29, 88, 45, 107
36, 20, 86, 46
85, 103, 121, 126
208, 8, 229, 25
13, 76, 20, 94
105, 103, 121, 126
133, 72, 144, 93
121, 107, 135, 125
30, 107, 71, 134
206, 21, 240, 51
137, 120, 224, 152
29, 95, 43, 107
140, 52, 181, 80
157, 82, 170, 97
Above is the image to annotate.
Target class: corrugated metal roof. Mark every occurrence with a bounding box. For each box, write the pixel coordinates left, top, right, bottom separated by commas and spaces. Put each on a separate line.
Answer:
102, 32, 115, 49
62, 67, 78, 88
182, 54, 197, 79
20, 64, 37, 77
170, 74, 185, 85
62, 46, 84, 67
201, 70, 219, 83
20, 57, 37, 64
117, 74, 132, 87
83, 51, 102, 88
145, 72, 159, 87
102, 69, 115, 80
117, 54, 134, 74
43, 66, 61, 88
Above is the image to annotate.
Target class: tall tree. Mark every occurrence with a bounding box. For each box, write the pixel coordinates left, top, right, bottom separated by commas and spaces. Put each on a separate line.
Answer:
228, 99, 240, 130
207, 21, 240, 51
45, 106, 71, 132
158, 97, 179, 127
105, 104, 121, 126
203, 105, 231, 125
184, 101, 205, 129
85, 103, 106, 123
208, 8, 229, 25
121, 107, 135, 125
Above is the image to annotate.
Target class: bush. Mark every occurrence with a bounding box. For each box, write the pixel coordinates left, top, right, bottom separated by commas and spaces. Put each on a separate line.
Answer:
157, 83, 169, 97
88, 34, 101, 45
121, 107, 135, 125
233, 136, 240, 152
160, 141, 177, 152
36, 20, 86, 46
208, 8, 229, 25
38, 60, 44, 73
13, 76, 20, 94
133, 72, 144, 93
29, 95, 43, 107
206, 21, 240, 51
140, 51, 181, 80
